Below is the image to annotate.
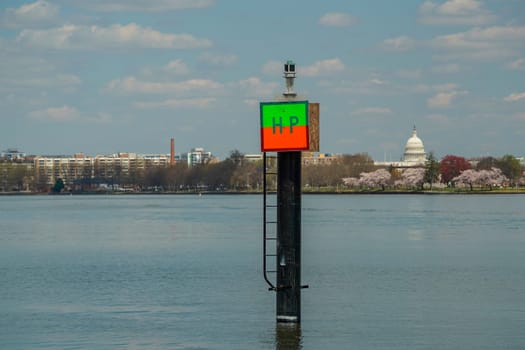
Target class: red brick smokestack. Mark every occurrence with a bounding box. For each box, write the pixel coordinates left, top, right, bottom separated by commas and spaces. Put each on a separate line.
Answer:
170, 138, 175, 166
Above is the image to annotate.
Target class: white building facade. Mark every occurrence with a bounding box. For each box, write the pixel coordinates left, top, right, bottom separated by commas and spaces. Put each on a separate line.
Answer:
35, 153, 169, 186
375, 126, 427, 168
402, 126, 426, 166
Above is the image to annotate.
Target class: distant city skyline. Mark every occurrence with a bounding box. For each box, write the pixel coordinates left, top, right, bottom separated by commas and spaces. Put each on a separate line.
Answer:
1, 123, 523, 162
1, 0, 524, 159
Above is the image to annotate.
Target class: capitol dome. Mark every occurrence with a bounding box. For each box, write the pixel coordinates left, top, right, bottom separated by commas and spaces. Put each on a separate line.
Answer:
403, 126, 426, 164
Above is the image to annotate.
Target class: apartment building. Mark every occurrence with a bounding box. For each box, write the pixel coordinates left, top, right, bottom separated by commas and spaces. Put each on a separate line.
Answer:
182, 148, 214, 167
35, 153, 93, 186
35, 153, 169, 187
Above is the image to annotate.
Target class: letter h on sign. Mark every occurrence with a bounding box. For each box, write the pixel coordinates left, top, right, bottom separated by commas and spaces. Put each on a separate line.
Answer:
272, 116, 283, 134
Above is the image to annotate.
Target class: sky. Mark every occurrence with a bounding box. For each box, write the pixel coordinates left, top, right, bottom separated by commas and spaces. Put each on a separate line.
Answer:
1, 0, 524, 160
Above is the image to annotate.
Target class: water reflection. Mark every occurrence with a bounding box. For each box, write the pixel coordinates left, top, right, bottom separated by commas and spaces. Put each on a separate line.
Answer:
275, 323, 302, 350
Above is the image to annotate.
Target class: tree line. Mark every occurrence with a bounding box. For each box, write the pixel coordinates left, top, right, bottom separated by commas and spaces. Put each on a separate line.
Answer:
342, 153, 524, 191
0, 152, 523, 193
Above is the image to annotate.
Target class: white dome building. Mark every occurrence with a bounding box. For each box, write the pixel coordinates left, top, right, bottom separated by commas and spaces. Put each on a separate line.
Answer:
403, 126, 426, 165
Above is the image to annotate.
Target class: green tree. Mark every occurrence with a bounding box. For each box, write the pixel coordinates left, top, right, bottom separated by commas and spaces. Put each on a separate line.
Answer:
496, 155, 522, 184
424, 151, 440, 189
475, 156, 497, 170
0, 162, 33, 191
228, 149, 244, 166
51, 178, 65, 193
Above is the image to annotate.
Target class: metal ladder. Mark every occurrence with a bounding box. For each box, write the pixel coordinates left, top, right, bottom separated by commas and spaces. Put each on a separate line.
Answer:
263, 152, 278, 291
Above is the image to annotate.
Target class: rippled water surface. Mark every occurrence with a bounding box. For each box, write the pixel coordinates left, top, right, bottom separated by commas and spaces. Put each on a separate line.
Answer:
1, 194, 524, 349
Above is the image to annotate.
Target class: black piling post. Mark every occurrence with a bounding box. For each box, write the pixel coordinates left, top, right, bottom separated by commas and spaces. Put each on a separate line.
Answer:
260, 60, 315, 323
276, 151, 302, 323
275, 323, 302, 349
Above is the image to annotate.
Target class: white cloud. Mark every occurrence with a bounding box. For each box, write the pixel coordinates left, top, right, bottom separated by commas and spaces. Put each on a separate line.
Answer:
105, 76, 223, 95
381, 36, 416, 51
234, 77, 279, 97
426, 113, 451, 124
429, 26, 525, 61
1, 0, 59, 28
427, 90, 467, 108
396, 69, 422, 79
199, 52, 238, 66
30, 105, 80, 121
370, 78, 387, 85
29, 105, 111, 123
352, 107, 392, 115
337, 138, 358, 145
164, 59, 190, 75
71, 0, 214, 12
413, 83, 459, 93
318, 77, 394, 96
432, 26, 525, 48
503, 92, 525, 102
418, 0, 496, 25
431, 63, 460, 74
56, 74, 82, 86
141, 59, 190, 77
506, 58, 525, 70
511, 112, 525, 121
243, 99, 259, 107
262, 58, 345, 77
0, 51, 82, 94
16, 23, 212, 50
437, 0, 481, 14
261, 60, 282, 76
319, 12, 357, 27
4, 74, 81, 89
301, 58, 345, 77
134, 97, 216, 109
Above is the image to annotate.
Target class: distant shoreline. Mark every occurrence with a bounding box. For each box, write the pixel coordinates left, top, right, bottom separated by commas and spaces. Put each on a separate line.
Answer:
1, 189, 525, 196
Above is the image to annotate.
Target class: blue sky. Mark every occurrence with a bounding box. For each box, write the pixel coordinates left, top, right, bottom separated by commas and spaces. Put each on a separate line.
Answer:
1, 0, 524, 160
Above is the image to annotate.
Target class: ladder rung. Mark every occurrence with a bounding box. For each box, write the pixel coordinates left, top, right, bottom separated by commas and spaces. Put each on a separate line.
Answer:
265, 205, 278, 208
265, 172, 277, 175
265, 254, 277, 257
265, 221, 277, 224
266, 270, 277, 273
265, 237, 277, 240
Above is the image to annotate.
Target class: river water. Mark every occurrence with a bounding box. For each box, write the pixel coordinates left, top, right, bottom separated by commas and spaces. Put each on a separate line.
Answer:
1, 194, 524, 349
